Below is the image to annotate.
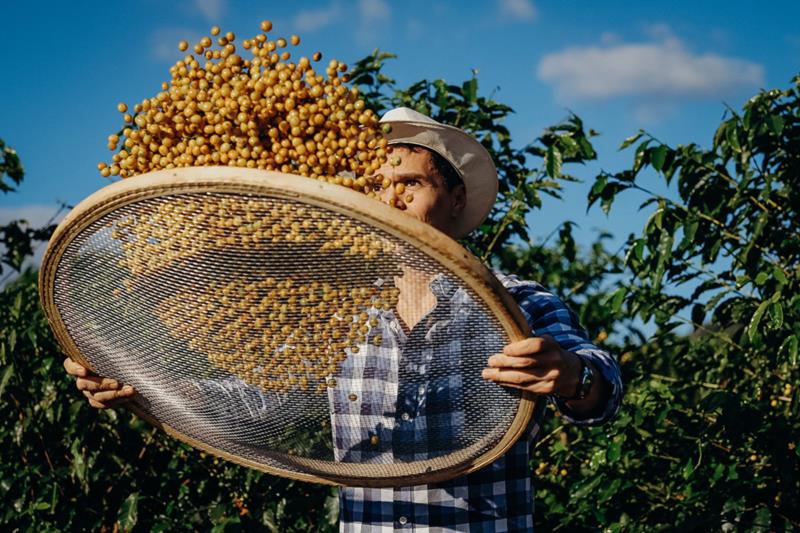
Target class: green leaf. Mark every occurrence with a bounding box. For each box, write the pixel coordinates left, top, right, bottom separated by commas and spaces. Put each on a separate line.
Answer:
610, 287, 627, 314
70, 439, 87, 487
752, 506, 771, 532
682, 458, 694, 480
462, 77, 478, 103
779, 335, 798, 365
11, 292, 22, 319
755, 271, 769, 285
633, 239, 645, 261
651, 145, 668, 171
324, 491, 340, 525
768, 302, 783, 329
766, 114, 784, 135
587, 175, 608, 211
726, 123, 741, 152
773, 266, 787, 285
0, 361, 12, 398
747, 300, 770, 341
545, 145, 562, 178
645, 207, 665, 234
633, 139, 651, 172
557, 135, 579, 155
118, 492, 139, 531
572, 476, 603, 500
618, 131, 644, 150
606, 440, 622, 462
652, 230, 673, 290
210, 516, 241, 533
683, 218, 698, 243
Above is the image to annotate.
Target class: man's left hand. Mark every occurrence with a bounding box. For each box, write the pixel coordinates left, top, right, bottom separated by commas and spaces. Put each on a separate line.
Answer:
481, 335, 581, 396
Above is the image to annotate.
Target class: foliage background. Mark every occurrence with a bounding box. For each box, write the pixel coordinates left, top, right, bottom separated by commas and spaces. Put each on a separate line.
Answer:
0, 54, 798, 531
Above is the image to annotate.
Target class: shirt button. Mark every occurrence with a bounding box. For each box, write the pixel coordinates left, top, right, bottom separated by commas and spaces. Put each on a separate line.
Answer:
348, 393, 358, 401
398, 516, 408, 525
401, 412, 411, 421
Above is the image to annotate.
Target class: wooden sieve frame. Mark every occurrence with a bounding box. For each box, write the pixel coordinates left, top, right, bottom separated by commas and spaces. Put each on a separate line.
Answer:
39, 166, 541, 487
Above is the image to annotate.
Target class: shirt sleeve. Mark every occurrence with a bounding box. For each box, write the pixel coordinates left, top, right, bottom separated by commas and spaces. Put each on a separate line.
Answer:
496, 272, 623, 426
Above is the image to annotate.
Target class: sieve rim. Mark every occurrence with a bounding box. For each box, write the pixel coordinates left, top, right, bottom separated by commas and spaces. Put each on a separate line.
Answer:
39, 166, 540, 486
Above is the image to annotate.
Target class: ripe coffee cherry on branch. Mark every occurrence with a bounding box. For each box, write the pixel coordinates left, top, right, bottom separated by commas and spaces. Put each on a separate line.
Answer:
99, 21, 391, 197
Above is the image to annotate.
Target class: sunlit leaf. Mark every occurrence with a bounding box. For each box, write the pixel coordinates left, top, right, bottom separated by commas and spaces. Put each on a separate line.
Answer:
619, 131, 644, 150
118, 492, 140, 532
747, 300, 770, 341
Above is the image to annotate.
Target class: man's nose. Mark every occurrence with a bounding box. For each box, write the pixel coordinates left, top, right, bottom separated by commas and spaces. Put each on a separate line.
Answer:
380, 183, 397, 205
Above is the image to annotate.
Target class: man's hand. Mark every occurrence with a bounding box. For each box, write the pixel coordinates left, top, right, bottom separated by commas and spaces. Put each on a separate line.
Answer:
481, 335, 581, 395
481, 335, 609, 416
63, 358, 136, 409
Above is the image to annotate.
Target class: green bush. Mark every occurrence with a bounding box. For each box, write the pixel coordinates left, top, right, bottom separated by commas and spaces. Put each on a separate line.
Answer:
0, 58, 798, 531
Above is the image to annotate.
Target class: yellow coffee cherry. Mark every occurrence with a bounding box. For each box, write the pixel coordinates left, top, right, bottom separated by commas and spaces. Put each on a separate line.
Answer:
100, 21, 390, 196
178, 40, 189, 51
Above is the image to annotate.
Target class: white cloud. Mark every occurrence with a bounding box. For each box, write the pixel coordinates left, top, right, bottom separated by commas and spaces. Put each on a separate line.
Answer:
600, 31, 620, 45
642, 23, 674, 41
359, 0, 390, 21
499, 0, 537, 21
355, 0, 391, 46
537, 32, 764, 102
293, 3, 343, 32
0, 204, 64, 227
194, 0, 224, 22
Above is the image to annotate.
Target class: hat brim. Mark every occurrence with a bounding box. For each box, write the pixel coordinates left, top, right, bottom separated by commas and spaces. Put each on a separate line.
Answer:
383, 120, 498, 238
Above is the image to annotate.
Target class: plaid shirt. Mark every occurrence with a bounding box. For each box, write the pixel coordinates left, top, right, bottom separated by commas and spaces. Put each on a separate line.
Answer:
191, 271, 622, 531
336, 272, 623, 532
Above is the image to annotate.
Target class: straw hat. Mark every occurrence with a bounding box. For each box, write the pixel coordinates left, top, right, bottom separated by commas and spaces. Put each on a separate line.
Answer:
379, 107, 499, 238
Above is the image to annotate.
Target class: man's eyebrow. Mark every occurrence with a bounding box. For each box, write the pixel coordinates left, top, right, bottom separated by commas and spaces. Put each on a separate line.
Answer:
393, 172, 435, 184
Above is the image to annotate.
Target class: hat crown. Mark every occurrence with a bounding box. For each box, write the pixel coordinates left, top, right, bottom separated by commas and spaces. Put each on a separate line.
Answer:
379, 106, 438, 125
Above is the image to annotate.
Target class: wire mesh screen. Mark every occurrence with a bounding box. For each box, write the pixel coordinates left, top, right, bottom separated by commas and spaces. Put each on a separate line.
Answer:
50, 190, 525, 485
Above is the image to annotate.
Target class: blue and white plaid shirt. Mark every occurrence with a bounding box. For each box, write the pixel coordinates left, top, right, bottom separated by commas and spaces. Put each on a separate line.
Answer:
335, 271, 623, 532
192, 271, 622, 531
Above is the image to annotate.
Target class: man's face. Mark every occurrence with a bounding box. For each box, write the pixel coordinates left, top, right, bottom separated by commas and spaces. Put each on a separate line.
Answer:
374, 146, 466, 237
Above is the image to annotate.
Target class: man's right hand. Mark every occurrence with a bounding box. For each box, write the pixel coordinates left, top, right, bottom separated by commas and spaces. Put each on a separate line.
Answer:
63, 358, 136, 409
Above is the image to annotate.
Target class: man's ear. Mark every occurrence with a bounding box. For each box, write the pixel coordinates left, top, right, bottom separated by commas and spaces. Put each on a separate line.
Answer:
450, 184, 466, 218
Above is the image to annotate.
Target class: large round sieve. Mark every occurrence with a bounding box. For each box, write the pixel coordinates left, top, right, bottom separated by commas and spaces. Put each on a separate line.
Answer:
39, 166, 538, 487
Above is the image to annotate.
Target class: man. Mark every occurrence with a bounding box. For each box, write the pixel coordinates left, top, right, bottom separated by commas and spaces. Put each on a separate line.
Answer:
64, 107, 622, 531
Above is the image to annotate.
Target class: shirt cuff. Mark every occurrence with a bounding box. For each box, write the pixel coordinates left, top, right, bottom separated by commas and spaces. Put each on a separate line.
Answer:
551, 348, 623, 426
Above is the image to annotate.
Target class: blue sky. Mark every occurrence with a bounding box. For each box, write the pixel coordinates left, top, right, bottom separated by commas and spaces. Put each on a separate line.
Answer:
2, 0, 799, 252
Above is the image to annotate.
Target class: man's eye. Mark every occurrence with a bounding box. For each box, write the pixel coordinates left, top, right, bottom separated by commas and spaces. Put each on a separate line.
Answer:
405, 179, 420, 188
